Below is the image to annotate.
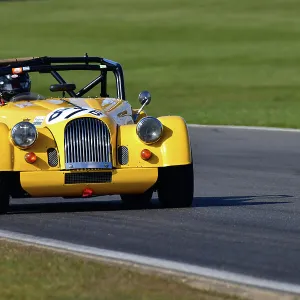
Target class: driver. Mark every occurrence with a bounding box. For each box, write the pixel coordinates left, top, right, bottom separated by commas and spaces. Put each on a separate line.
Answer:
0, 73, 31, 102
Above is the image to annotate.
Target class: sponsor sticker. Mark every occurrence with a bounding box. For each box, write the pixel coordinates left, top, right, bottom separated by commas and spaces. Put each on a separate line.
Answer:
33, 116, 45, 126
107, 101, 134, 125
101, 98, 117, 110
15, 102, 34, 108
47, 99, 64, 105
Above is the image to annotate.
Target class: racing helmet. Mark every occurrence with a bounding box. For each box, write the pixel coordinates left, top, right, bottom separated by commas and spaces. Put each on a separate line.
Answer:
0, 73, 31, 101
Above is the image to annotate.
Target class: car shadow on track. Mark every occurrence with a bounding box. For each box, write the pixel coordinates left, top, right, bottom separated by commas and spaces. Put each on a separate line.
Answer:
192, 195, 293, 207
8, 199, 161, 214
6, 194, 293, 214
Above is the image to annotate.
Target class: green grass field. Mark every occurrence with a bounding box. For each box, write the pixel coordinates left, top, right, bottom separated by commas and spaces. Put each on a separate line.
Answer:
1, 0, 300, 127
0, 240, 245, 300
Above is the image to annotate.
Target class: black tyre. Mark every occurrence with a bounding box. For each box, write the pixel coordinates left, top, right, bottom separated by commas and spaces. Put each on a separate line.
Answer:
120, 188, 153, 208
0, 174, 10, 214
157, 163, 194, 208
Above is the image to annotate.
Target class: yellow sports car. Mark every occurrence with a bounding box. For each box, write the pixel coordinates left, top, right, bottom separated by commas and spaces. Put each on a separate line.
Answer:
0, 55, 194, 213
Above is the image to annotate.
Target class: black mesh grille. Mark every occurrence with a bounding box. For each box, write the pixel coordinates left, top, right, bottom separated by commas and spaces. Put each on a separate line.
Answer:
65, 172, 112, 184
118, 146, 129, 165
47, 148, 58, 167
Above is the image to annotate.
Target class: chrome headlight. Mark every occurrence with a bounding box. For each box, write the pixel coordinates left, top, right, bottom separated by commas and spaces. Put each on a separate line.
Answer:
136, 116, 163, 144
11, 121, 38, 149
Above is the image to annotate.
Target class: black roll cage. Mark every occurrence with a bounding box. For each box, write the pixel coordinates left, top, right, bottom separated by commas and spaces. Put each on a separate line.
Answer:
0, 55, 126, 99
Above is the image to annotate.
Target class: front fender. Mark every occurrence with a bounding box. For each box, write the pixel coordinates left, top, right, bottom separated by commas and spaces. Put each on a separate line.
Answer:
13, 127, 59, 171
0, 125, 59, 172
157, 116, 192, 166
117, 116, 192, 168
0, 123, 13, 170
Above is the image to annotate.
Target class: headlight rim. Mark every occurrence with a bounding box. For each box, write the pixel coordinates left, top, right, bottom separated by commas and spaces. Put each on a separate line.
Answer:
136, 116, 163, 144
11, 121, 38, 149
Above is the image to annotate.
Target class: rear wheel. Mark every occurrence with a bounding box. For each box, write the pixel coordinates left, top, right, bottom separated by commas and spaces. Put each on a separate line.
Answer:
157, 163, 194, 208
0, 174, 10, 214
120, 188, 153, 208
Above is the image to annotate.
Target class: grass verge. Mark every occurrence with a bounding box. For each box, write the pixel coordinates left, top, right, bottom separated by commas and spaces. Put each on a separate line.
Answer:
0, 239, 246, 300
1, 0, 300, 127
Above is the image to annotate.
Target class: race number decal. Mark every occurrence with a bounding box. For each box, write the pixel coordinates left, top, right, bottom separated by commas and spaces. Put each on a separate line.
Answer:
45, 107, 104, 124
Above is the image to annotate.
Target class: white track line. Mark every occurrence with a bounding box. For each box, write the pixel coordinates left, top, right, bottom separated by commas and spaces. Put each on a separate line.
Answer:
187, 124, 300, 133
0, 229, 300, 295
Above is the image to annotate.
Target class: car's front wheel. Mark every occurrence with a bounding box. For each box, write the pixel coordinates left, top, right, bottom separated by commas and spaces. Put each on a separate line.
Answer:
0, 174, 10, 214
157, 163, 194, 208
120, 188, 153, 208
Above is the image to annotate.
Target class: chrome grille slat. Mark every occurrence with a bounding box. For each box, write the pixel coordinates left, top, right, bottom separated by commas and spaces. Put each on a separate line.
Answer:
101, 123, 104, 161
73, 122, 77, 162
75, 123, 79, 162
83, 120, 87, 162
96, 121, 101, 162
99, 122, 102, 161
71, 124, 75, 162
104, 124, 108, 162
79, 121, 83, 162
90, 119, 95, 162
88, 118, 93, 162
64, 117, 112, 169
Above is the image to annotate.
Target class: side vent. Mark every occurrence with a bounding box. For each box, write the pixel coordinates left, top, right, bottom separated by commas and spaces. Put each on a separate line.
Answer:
47, 148, 59, 167
118, 146, 129, 165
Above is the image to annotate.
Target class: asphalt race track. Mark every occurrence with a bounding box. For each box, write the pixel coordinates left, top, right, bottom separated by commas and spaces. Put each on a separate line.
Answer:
1, 126, 300, 285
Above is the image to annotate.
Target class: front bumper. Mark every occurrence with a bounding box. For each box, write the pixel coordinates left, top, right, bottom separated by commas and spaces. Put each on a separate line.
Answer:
20, 168, 158, 197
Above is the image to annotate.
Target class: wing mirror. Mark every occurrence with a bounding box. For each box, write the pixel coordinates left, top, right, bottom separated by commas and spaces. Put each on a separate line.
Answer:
138, 90, 151, 106
133, 91, 151, 122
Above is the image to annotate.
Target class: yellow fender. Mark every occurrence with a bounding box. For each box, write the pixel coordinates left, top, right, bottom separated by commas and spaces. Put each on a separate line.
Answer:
157, 116, 192, 166
0, 124, 59, 172
0, 123, 13, 170
117, 116, 192, 168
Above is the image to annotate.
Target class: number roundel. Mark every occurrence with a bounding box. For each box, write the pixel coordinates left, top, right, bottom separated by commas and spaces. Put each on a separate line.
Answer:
45, 107, 103, 124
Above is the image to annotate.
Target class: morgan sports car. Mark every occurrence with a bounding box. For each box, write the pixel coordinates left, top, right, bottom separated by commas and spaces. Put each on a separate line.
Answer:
0, 55, 194, 213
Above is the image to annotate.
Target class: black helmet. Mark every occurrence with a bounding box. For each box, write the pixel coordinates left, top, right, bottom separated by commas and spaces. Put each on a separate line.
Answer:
0, 73, 31, 101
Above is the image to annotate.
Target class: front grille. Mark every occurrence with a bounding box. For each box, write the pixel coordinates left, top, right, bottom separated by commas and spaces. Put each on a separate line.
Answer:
118, 146, 129, 165
65, 172, 112, 184
47, 148, 58, 167
64, 117, 112, 169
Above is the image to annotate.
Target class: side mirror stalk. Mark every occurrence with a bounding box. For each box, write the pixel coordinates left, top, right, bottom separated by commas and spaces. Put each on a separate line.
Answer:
133, 90, 151, 122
